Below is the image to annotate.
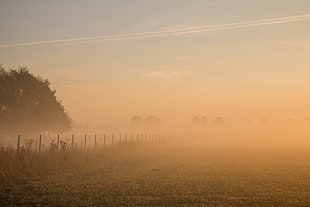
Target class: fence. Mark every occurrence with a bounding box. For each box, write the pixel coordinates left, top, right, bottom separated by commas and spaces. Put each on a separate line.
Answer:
15, 133, 167, 152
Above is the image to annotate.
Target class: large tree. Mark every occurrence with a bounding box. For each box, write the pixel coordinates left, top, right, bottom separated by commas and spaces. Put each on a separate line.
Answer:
0, 65, 72, 137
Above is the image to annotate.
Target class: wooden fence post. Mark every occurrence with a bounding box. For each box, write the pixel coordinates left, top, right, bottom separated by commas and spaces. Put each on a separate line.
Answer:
17, 134, 21, 152
57, 134, 60, 150
39, 134, 42, 152
104, 134, 106, 147
84, 134, 87, 150
71, 134, 74, 149
94, 134, 97, 148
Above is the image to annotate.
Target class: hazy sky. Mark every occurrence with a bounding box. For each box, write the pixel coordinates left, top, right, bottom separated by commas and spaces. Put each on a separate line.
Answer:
1, 0, 310, 125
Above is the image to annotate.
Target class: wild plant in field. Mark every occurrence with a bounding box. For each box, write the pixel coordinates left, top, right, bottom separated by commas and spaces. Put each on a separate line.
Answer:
24, 138, 34, 152
50, 139, 58, 152
60, 140, 69, 151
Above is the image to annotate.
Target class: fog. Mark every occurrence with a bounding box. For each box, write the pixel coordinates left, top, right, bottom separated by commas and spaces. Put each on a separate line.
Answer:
56, 85, 310, 150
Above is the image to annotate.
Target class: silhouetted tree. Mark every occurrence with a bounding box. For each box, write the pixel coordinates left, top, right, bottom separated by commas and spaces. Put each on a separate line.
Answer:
214, 116, 224, 125
201, 116, 207, 124
0, 66, 72, 137
286, 118, 294, 125
145, 115, 161, 126
131, 115, 143, 127
245, 120, 252, 126
259, 118, 268, 125
192, 116, 200, 125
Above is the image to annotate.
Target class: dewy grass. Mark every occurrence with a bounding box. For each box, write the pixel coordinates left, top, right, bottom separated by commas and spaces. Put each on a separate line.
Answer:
0, 139, 310, 206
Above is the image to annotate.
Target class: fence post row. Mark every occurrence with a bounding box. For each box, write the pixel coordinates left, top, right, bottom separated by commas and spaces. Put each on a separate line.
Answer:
14, 133, 165, 152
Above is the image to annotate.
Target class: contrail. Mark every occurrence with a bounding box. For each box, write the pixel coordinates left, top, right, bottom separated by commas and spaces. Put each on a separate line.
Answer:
1, 14, 310, 48
58, 17, 306, 46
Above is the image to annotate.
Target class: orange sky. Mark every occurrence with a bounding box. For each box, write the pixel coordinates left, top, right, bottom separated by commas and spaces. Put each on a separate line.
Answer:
1, 1, 310, 126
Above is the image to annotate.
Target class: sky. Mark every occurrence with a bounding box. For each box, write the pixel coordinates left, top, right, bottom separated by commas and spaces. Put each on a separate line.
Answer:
1, 0, 310, 126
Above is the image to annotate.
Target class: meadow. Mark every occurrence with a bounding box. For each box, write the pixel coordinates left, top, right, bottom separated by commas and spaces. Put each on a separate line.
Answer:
0, 134, 309, 207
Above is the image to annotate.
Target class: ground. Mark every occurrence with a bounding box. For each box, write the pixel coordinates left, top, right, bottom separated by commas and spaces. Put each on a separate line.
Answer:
0, 138, 310, 206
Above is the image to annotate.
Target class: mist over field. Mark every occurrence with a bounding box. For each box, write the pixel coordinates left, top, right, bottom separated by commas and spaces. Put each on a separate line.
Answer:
1, 0, 310, 206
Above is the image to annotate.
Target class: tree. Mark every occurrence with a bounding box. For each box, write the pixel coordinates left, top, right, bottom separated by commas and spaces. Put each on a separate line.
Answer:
131, 115, 143, 127
192, 116, 200, 125
214, 116, 224, 125
145, 115, 161, 126
0, 66, 72, 137
259, 118, 268, 125
201, 116, 207, 124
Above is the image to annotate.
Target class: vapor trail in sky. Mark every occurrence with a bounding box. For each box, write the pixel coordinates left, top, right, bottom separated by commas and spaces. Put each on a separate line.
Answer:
1, 14, 310, 48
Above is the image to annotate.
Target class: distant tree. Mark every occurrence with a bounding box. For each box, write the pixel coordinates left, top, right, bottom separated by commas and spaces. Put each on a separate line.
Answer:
201, 116, 207, 124
131, 115, 143, 127
145, 115, 161, 126
286, 118, 294, 125
0, 66, 72, 137
214, 116, 224, 125
245, 120, 252, 126
192, 116, 200, 125
259, 118, 268, 125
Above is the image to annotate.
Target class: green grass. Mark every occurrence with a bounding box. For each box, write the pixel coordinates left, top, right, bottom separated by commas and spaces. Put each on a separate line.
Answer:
0, 140, 310, 206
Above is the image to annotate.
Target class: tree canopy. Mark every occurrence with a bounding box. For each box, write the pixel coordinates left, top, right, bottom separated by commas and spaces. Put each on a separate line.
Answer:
131, 116, 143, 127
0, 65, 72, 137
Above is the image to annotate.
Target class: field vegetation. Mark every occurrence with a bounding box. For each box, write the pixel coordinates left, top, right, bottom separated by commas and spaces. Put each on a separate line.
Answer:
1, 137, 309, 206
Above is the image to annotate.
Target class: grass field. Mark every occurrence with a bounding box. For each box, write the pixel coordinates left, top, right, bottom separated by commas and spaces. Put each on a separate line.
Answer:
1, 137, 310, 206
